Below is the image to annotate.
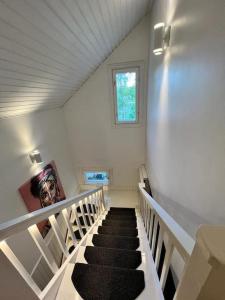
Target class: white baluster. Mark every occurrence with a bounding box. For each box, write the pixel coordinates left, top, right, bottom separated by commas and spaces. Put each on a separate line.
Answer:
84, 197, 93, 225
72, 204, 84, 238
151, 216, 159, 256
62, 208, 78, 247
79, 199, 89, 230
148, 210, 154, 245
155, 225, 164, 270
48, 215, 69, 257
89, 194, 97, 220
160, 238, 174, 290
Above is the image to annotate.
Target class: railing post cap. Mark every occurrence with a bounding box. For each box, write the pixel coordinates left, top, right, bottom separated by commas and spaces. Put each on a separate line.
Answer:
196, 225, 225, 266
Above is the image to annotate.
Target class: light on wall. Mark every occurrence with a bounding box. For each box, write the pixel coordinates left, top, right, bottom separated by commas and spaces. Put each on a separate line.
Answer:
153, 23, 171, 55
29, 150, 42, 164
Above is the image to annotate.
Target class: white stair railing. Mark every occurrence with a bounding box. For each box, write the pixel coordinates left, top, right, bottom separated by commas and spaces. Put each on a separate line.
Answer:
139, 165, 225, 300
0, 186, 105, 300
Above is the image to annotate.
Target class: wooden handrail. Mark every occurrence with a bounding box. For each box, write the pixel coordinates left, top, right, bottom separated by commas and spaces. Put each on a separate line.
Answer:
0, 186, 102, 242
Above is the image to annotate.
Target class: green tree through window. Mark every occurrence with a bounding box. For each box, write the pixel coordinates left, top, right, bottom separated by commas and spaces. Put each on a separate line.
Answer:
115, 71, 137, 122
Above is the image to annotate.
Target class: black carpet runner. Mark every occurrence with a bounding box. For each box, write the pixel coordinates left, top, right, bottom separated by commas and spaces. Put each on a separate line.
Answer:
84, 246, 142, 269
71, 207, 145, 300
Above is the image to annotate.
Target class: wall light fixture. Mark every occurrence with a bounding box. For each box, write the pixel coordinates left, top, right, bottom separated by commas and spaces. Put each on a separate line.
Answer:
29, 150, 42, 164
153, 23, 171, 55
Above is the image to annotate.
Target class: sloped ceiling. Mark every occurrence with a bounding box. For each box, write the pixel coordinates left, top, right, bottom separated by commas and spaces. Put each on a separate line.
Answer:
0, 0, 150, 118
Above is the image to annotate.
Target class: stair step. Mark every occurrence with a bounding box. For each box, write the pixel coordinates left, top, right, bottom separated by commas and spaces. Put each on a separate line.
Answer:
105, 214, 137, 221
98, 225, 138, 237
92, 234, 140, 250
102, 219, 137, 228
108, 210, 136, 216
110, 207, 135, 212
71, 263, 145, 300
84, 246, 142, 269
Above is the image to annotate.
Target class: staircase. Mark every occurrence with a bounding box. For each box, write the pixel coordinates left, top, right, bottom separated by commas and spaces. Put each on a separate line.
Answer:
56, 206, 157, 300
1, 173, 225, 300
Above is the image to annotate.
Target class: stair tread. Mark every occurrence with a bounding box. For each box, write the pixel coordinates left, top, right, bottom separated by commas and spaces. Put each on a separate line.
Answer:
106, 214, 137, 220
84, 246, 142, 269
71, 263, 145, 300
92, 234, 140, 250
108, 210, 136, 216
102, 219, 137, 228
110, 207, 135, 212
98, 225, 138, 237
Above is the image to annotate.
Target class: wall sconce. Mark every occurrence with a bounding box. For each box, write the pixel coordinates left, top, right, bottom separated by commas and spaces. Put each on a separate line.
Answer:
29, 150, 42, 164
153, 23, 171, 55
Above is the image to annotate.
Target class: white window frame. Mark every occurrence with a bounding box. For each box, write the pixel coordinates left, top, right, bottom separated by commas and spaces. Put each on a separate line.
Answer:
112, 67, 140, 124
108, 61, 145, 128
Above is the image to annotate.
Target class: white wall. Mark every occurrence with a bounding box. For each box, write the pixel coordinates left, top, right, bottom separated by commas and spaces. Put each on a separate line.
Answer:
0, 108, 78, 273
64, 16, 150, 191
0, 108, 78, 223
147, 0, 225, 238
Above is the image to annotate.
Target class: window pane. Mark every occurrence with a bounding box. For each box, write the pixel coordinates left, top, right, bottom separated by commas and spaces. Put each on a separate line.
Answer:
84, 171, 109, 185
116, 71, 137, 122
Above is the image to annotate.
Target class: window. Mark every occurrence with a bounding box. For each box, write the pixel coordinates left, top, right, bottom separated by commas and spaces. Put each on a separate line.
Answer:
113, 67, 139, 124
84, 171, 109, 185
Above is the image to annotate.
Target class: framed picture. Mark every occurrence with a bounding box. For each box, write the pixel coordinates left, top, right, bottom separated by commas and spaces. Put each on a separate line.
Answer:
19, 161, 66, 237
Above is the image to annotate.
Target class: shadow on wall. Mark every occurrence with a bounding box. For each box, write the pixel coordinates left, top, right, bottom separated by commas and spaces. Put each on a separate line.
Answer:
152, 188, 209, 238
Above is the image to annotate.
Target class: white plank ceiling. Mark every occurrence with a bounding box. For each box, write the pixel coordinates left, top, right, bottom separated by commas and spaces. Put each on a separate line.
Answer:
0, 0, 150, 118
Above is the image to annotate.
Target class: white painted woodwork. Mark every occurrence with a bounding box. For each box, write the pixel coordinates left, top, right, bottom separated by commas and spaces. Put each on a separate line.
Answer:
28, 225, 58, 274
175, 225, 225, 300
71, 204, 84, 239
0, 187, 101, 242
0, 186, 106, 298
0, 241, 41, 298
84, 197, 93, 225
139, 184, 195, 260
0, 0, 150, 118
48, 215, 69, 257
151, 216, 158, 256
78, 200, 89, 230
62, 208, 77, 247
148, 211, 154, 244
155, 227, 164, 270
160, 239, 174, 290
89, 195, 97, 221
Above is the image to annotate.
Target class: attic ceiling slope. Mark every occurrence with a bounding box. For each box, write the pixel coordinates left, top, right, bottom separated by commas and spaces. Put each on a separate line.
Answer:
0, 0, 150, 119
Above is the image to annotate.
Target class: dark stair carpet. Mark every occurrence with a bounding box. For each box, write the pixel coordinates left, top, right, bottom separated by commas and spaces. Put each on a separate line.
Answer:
71, 207, 145, 299
105, 214, 137, 221
92, 234, 140, 250
102, 219, 137, 228
71, 263, 145, 300
108, 210, 136, 216
110, 207, 135, 212
84, 246, 142, 269
98, 225, 138, 237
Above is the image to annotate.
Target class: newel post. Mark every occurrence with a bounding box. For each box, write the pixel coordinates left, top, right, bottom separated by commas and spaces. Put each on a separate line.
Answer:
175, 225, 225, 300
